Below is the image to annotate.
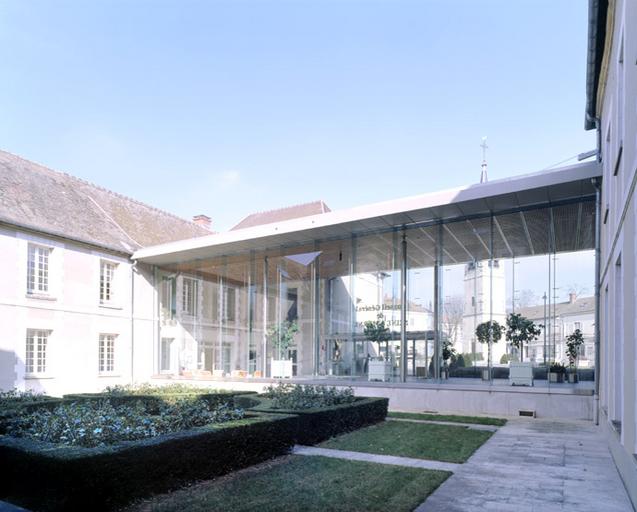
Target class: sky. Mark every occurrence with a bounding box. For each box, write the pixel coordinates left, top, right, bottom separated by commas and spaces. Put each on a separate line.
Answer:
0, 0, 595, 232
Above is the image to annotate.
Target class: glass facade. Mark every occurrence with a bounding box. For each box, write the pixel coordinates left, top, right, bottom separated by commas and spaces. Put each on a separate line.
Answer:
154, 199, 596, 386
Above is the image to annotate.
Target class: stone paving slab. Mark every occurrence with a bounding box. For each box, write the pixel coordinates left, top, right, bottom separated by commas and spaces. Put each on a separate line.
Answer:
292, 445, 459, 472
416, 418, 634, 512
387, 416, 499, 431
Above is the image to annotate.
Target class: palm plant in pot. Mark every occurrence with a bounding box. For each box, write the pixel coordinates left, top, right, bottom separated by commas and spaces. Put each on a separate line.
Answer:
363, 313, 392, 381
565, 329, 584, 383
475, 320, 504, 381
268, 320, 299, 378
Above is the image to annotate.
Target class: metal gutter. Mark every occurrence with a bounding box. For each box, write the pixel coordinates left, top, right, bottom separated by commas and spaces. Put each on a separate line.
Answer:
585, 0, 609, 130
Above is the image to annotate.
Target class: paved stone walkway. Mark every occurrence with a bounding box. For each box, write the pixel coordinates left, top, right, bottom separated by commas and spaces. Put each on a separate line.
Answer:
292, 445, 460, 472
387, 417, 499, 431
417, 418, 634, 512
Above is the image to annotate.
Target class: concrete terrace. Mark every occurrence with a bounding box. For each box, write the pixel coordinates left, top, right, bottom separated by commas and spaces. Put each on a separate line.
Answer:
418, 418, 633, 512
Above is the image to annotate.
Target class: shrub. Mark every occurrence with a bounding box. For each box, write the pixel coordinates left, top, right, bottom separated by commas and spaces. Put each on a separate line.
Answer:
500, 354, 510, 364
101, 383, 223, 395
6, 398, 244, 448
262, 384, 355, 409
0, 388, 48, 406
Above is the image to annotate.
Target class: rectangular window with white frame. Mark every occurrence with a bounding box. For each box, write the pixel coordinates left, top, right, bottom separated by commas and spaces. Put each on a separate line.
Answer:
182, 277, 198, 316
100, 260, 117, 304
26, 329, 50, 376
99, 334, 116, 374
27, 244, 51, 295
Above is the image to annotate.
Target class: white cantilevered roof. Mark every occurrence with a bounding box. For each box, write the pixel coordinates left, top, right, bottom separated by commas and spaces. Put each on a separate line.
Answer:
134, 161, 601, 266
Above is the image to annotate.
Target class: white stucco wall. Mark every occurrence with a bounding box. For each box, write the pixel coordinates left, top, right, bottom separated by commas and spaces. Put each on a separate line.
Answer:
0, 227, 157, 396
596, 0, 637, 506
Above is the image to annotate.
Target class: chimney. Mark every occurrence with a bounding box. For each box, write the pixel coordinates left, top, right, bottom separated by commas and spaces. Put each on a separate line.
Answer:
568, 292, 577, 304
192, 214, 212, 231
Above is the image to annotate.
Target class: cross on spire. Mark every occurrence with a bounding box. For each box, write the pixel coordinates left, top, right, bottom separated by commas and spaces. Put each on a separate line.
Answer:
480, 136, 488, 183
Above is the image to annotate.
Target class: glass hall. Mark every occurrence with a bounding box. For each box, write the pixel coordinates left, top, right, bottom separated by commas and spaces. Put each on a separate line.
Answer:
146, 164, 598, 387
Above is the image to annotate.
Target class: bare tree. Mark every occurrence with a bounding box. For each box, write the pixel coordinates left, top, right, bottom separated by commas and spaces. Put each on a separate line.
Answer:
516, 289, 538, 308
442, 295, 464, 345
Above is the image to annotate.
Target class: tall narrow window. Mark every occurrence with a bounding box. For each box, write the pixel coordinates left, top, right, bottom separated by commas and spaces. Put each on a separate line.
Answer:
100, 261, 116, 303
182, 277, 198, 316
26, 329, 49, 375
224, 286, 236, 322
27, 244, 50, 295
99, 334, 116, 374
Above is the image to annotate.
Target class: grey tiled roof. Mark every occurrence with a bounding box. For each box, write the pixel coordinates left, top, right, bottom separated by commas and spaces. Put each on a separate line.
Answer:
515, 296, 595, 320
0, 150, 210, 254
231, 200, 330, 230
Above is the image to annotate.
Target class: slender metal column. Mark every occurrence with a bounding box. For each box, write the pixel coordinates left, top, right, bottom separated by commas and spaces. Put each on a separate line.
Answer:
433, 223, 443, 380
313, 241, 321, 376
248, 251, 255, 373
400, 231, 408, 382
489, 215, 494, 382
594, 177, 601, 425
262, 257, 268, 376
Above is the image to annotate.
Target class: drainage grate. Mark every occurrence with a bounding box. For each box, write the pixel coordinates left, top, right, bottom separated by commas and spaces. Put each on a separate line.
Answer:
519, 410, 536, 418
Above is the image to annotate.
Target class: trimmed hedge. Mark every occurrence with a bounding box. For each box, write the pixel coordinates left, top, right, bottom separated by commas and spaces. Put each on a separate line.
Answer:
0, 412, 298, 512
237, 395, 389, 445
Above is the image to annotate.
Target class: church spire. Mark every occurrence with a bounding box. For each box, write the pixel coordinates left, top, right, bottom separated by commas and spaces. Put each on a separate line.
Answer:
480, 136, 488, 183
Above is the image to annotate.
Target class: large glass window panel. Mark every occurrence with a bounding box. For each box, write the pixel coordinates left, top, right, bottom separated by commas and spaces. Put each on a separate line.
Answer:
264, 245, 319, 378
353, 232, 401, 382
317, 239, 356, 378
405, 226, 436, 379
441, 217, 495, 381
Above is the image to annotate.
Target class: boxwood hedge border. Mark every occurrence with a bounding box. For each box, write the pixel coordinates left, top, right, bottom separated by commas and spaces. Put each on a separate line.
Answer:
0, 392, 388, 510
0, 412, 298, 512
236, 395, 389, 445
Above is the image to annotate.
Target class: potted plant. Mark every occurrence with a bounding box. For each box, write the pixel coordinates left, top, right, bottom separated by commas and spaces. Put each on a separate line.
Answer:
548, 362, 566, 383
565, 329, 584, 383
268, 320, 298, 378
475, 320, 504, 381
441, 338, 456, 380
505, 313, 540, 386
363, 314, 392, 381
505, 313, 541, 363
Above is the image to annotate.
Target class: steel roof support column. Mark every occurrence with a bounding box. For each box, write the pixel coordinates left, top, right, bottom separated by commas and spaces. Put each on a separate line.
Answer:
262, 256, 268, 377
434, 223, 443, 381
400, 230, 408, 382
594, 177, 601, 425
313, 240, 321, 376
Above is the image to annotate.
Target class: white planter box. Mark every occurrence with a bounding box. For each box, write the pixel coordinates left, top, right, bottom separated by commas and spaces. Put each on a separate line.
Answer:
509, 362, 534, 386
271, 359, 293, 378
368, 360, 392, 382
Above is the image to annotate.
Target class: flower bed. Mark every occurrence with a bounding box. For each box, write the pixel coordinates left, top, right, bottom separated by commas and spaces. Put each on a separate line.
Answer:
63, 386, 257, 412
0, 411, 298, 512
0, 389, 64, 434
238, 385, 388, 445
6, 398, 244, 448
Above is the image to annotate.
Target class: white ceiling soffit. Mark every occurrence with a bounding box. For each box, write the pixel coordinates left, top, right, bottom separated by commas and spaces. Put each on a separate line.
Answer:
134, 161, 601, 266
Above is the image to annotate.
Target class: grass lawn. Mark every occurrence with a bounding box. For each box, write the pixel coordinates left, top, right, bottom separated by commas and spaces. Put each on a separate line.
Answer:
320, 420, 493, 463
127, 455, 450, 512
388, 411, 507, 426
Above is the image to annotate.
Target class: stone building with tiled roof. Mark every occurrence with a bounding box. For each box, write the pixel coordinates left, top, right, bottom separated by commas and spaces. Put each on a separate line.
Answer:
231, 200, 330, 231
0, 150, 212, 394
515, 293, 595, 367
